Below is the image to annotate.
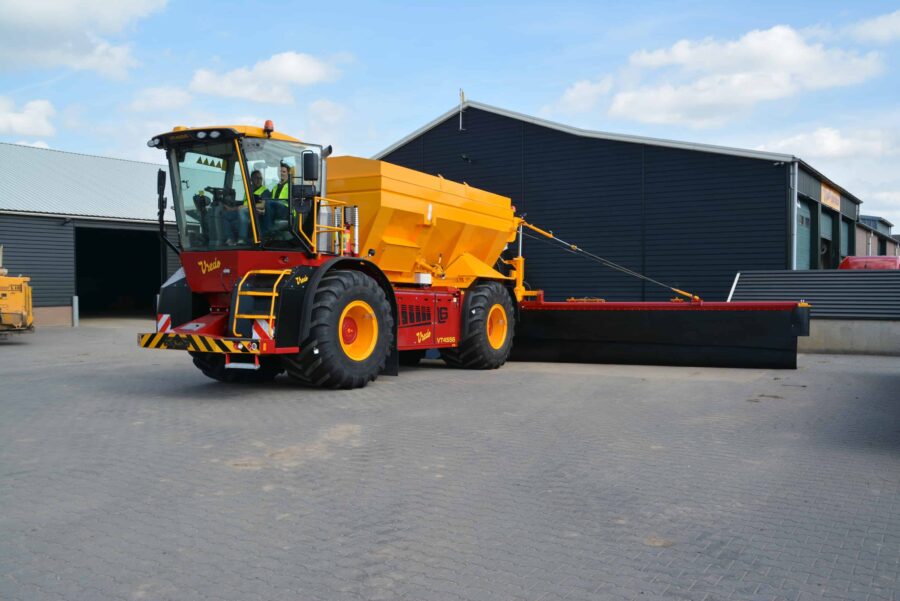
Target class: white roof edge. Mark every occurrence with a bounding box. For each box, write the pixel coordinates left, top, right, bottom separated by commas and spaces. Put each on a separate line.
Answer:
0, 209, 175, 225
0, 141, 167, 168
372, 100, 798, 163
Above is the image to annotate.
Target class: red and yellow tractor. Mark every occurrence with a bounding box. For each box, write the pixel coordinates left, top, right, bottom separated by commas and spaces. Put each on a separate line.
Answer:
140, 122, 809, 387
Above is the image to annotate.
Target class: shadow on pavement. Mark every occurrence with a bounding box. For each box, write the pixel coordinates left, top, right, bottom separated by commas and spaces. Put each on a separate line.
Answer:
809, 372, 900, 451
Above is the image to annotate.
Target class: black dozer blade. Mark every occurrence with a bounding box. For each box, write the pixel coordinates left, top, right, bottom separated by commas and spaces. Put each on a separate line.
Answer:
511, 301, 810, 370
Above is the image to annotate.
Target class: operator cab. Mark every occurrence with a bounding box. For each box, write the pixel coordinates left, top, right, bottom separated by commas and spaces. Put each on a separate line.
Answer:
151, 125, 325, 252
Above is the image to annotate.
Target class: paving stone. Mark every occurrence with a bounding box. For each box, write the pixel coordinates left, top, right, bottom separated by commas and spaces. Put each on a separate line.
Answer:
0, 320, 898, 600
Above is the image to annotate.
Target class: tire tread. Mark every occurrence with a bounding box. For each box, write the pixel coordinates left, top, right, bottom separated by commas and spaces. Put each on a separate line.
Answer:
282, 270, 393, 389
440, 281, 514, 370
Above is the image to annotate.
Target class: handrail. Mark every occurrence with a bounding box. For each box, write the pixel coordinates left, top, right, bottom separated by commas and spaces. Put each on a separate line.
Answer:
301, 196, 353, 255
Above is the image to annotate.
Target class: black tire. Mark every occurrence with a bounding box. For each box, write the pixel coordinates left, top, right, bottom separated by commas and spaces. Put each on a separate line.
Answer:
189, 352, 283, 383
440, 281, 515, 370
399, 350, 426, 366
282, 270, 393, 389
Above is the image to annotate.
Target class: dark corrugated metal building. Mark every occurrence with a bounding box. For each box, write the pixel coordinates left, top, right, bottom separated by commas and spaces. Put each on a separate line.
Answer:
0, 143, 178, 326
375, 101, 866, 301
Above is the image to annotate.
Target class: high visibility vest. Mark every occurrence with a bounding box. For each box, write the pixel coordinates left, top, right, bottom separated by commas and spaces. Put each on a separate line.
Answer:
272, 181, 290, 206
237, 186, 268, 207
251, 185, 269, 203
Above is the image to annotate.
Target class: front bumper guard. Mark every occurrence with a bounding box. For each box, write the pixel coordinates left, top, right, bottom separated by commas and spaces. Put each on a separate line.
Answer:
138, 332, 260, 354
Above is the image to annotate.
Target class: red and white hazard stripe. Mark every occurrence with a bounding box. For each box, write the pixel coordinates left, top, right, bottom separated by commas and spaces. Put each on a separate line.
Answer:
251, 319, 273, 341
157, 313, 172, 333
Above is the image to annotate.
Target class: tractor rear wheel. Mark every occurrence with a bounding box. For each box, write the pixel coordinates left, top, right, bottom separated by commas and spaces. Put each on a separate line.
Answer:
440, 281, 515, 369
190, 352, 283, 383
282, 270, 393, 389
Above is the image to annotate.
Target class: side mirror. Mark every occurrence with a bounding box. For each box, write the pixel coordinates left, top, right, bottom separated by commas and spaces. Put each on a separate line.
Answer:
157, 169, 167, 210
302, 152, 319, 181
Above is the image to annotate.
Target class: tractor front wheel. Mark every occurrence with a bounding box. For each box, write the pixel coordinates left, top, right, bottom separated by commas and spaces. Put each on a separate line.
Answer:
282, 270, 393, 389
440, 281, 515, 369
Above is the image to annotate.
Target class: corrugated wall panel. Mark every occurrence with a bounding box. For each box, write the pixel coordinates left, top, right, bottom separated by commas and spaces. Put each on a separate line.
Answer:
381, 137, 423, 173
382, 107, 790, 302
0, 214, 75, 306
422, 108, 524, 204
841, 196, 857, 218
731, 270, 900, 319
165, 224, 181, 276
522, 124, 643, 301
798, 168, 821, 201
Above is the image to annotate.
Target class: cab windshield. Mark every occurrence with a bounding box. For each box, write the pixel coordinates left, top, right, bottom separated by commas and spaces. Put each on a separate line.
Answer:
167, 138, 322, 250
167, 140, 250, 251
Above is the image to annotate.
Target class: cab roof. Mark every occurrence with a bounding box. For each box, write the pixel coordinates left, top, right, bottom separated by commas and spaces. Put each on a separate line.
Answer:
160, 125, 302, 143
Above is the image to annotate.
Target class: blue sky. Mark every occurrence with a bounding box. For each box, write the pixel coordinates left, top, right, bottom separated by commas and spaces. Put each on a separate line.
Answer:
1, 0, 899, 222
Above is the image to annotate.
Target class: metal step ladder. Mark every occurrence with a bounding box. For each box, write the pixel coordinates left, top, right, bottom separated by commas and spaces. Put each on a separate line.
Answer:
232, 269, 292, 339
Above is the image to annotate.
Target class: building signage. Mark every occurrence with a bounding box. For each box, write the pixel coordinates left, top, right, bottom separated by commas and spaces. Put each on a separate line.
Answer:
821, 182, 841, 212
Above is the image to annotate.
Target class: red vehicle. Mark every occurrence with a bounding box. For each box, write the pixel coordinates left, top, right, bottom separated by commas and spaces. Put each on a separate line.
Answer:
838, 256, 900, 270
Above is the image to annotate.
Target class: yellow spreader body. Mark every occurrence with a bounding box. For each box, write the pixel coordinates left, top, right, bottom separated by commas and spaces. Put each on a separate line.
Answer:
326, 156, 519, 290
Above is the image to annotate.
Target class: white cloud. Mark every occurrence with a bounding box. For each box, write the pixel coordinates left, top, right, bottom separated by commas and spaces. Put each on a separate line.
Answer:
0, 0, 166, 78
0, 1, 167, 32
860, 188, 900, 228
129, 86, 192, 112
751, 118, 900, 225
14, 140, 50, 149
305, 99, 349, 150
607, 25, 882, 127
757, 127, 899, 159
308, 99, 347, 125
190, 52, 341, 103
543, 76, 613, 115
0, 97, 55, 137
846, 10, 900, 44
871, 190, 900, 205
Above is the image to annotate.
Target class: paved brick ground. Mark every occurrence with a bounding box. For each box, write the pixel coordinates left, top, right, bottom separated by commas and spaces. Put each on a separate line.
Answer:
1, 319, 898, 601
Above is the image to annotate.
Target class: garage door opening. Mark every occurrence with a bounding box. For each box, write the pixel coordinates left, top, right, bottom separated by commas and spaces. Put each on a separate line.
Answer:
76, 227, 162, 317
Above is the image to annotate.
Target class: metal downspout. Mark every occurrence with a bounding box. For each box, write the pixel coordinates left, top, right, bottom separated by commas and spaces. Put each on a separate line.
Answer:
790, 160, 799, 270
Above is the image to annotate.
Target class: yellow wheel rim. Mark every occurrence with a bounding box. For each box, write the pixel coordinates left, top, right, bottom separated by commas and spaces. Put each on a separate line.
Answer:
486, 303, 508, 350
339, 300, 379, 361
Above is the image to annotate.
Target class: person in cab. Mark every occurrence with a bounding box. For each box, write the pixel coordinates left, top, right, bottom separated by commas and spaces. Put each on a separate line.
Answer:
263, 163, 292, 233
223, 170, 269, 244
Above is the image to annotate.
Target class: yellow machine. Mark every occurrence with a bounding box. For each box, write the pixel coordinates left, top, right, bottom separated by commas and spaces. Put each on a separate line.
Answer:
0, 246, 34, 336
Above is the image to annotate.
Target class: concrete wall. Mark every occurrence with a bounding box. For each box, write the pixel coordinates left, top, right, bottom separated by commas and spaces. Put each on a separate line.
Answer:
799, 319, 900, 355
33, 306, 73, 327
856, 225, 872, 255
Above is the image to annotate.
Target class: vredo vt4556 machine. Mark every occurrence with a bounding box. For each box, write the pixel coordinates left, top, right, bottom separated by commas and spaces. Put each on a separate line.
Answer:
139, 121, 810, 388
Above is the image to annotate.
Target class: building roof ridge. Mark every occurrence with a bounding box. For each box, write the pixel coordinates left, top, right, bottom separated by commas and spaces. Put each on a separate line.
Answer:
0, 141, 165, 168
